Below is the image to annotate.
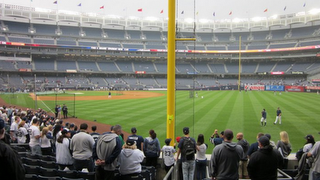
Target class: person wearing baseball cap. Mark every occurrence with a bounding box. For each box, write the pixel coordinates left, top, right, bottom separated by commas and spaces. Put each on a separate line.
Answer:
118, 139, 144, 178
247, 136, 283, 180
162, 138, 176, 180
127, 127, 144, 151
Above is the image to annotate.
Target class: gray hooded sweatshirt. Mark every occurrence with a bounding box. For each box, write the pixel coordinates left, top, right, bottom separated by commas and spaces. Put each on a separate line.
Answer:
118, 148, 145, 175
210, 141, 244, 180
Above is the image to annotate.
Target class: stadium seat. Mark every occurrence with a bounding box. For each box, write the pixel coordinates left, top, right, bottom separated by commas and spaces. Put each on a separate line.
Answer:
38, 167, 58, 176
61, 178, 84, 180
77, 171, 95, 180
23, 164, 39, 174
142, 166, 156, 180
41, 155, 56, 161
56, 169, 78, 179
26, 153, 42, 160
37, 175, 62, 180
39, 160, 58, 169
22, 157, 39, 166
11, 145, 27, 152
25, 174, 38, 180
140, 169, 151, 180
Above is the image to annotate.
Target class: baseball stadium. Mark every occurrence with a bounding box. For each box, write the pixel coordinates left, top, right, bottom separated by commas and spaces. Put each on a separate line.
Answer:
0, 0, 320, 179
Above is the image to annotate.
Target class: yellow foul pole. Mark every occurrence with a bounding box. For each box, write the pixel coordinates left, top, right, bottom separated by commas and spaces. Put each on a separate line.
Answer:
167, 0, 176, 145
238, 36, 241, 91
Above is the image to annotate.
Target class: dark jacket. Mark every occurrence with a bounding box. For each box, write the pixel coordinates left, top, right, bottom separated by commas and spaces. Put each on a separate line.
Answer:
0, 140, 25, 180
237, 139, 250, 161
247, 145, 283, 180
210, 141, 244, 180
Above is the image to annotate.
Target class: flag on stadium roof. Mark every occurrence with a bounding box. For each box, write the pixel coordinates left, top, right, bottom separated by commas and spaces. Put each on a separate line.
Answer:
213, 12, 215, 17
303, 3, 306, 7
284, 6, 286, 11
78, 3, 81, 7
264, 8, 268, 12
160, 10, 163, 14
138, 8, 143, 12
181, 10, 184, 14
229, 11, 232, 15
100, 6, 104, 9
53, 1, 57, 4
196, 11, 199, 15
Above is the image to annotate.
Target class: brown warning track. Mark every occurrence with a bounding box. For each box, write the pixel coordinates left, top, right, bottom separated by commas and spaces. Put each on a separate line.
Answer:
1, 91, 164, 138
29, 91, 164, 101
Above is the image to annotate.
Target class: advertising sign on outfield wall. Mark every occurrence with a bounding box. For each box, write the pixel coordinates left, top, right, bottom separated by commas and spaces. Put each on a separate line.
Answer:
245, 85, 265, 91
265, 85, 285, 91
285, 86, 305, 92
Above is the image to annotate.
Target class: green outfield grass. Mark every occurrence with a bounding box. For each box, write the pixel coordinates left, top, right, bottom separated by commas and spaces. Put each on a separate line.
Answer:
1, 90, 320, 153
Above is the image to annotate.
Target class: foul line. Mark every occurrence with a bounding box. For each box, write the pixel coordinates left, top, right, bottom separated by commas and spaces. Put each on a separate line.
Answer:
37, 98, 54, 114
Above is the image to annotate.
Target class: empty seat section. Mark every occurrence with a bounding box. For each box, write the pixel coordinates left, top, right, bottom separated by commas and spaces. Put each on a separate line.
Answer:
56, 60, 77, 71
78, 61, 99, 71
134, 61, 155, 72
97, 62, 119, 72
33, 24, 56, 35
116, 61, 133, 72
4, 21, 29, 33
82, 27, 102, 38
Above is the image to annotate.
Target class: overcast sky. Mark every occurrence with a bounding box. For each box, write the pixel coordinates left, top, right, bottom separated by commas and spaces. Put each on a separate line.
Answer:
1, 0, 319, 20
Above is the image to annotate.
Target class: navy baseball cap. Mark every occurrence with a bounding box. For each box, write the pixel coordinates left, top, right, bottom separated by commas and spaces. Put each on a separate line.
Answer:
131, 127, 137, 133
183, 127, 189, 134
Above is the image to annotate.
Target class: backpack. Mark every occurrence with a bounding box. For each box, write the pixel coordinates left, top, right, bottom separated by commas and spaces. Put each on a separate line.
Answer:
182, 137, 195, 160
145, 140, 158, 157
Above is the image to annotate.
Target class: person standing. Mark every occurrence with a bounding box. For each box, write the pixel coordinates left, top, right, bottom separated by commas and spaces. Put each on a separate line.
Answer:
118, 139, 145, 179
247, 132, 264, 158
40, 127, 53, 155
162, 138, 176, 180
307, 134, 320, 180
247, 136, 283, 180
196, 134, 207, 180
10, 116, 21, 143
62, 104, 68, 119
236, 132, 250, 179
276, 131, 292, 169
90, 125, 100, 143
175, 127, 197, 180
127, 127, 144, 151
143, 129, 161, 168
28, 118, 42, 155
17, 121, 28, 144
274, 107, 282, 125
261, 109, 267, 126
93, 124, 122, 180
70, 123, 95, 172
55, 105, 59, 119
209, 130, 224, 147
56, 129, 74, 170
0, 118, 25, 180
209, 129, 244, 180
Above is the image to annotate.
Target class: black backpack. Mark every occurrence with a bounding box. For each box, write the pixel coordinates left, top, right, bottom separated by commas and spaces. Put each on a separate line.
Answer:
182, 137, 195, 160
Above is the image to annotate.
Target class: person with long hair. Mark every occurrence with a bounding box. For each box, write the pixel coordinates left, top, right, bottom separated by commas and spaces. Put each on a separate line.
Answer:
17, 121, 28, 144
56, 129, 74, 170
196, 134, 207, 180
118, 139, 144, 179
276, 131, 292, 169
143, 129, 161, 168
40, 127, 53, 155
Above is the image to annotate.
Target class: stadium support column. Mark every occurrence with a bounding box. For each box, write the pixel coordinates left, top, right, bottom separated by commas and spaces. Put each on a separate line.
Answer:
167, 0, 176, 146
